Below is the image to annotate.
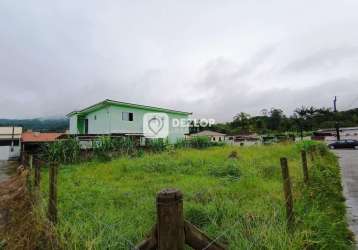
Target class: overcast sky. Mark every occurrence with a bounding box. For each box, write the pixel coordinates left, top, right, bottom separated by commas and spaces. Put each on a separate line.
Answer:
1, 0, 358, 121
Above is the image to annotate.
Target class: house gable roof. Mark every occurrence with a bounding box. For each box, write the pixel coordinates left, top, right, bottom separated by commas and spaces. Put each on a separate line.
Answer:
21, 132, 63, 143
191, 130, 226, 136
67, 99, 192, 117
0, 127, 22, 140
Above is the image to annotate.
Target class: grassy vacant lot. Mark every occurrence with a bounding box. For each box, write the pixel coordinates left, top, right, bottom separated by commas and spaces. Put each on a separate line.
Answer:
39, 143, 352, 249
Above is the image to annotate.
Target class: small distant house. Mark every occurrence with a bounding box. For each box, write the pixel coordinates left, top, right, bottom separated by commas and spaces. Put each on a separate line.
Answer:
190, 130, 226, 142
67, 99, 192, 143
315, 127, 358, 142
227, 134, 262, 146
262, 135, 276, 145
21, 131, 64, 154
0, 127, 22, 160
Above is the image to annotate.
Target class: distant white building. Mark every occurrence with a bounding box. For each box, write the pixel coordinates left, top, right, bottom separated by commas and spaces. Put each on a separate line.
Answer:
0, 127, 22, 160
190, 130, 226, 142
316, 127, 358, 142
227, 134, 262, 146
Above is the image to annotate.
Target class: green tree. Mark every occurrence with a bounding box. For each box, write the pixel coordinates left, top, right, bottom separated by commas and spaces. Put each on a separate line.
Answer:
267, 108, 284, 131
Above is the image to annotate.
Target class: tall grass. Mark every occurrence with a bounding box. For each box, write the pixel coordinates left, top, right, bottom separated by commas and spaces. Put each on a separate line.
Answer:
41, 138, 81, 164
145, 138, 168, 152
175, 136, 224, 149
93, 136, 137, 161
39, 143, 353, 249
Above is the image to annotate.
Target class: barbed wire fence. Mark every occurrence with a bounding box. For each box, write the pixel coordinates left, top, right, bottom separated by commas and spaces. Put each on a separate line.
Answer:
21, 146, 320, 250
31, 164, 139, 249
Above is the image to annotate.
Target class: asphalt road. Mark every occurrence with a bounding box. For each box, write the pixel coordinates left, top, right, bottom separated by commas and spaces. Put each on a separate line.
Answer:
336, 149, 358, 246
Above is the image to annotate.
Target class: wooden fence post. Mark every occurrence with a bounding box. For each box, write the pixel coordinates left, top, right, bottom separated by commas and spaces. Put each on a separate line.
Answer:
25, 154, 33, 192
21, 151, 26, 166
301, 150, 309, 184
280, 157, 294, 229
29, 154, 33, 170
34, 159, 41, 188
135, 189, 227, 250
48, 164, 58, 224
157, 189, 185, 250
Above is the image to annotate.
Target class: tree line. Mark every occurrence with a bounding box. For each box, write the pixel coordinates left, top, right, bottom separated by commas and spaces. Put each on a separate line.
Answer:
0, 118, 69, 132
199, 107, 358, 135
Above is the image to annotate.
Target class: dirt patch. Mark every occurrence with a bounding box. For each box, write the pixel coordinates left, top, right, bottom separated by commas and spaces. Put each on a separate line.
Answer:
0, 167, 60, 250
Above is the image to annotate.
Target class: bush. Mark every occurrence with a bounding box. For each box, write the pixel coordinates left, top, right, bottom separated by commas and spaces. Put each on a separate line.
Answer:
41, 138, 81, 164
174, 138, 191, 149
93, 136, 138, 161
175, 136, 225, 149
146, 138, 168, 152
316, 143, 329, 156
209, 160, 242, 179
296, 140, 319, 152
228, 150, 239, 159
296, 140, 329, 159
191, 136, 211, 148
112, 137, 136, 155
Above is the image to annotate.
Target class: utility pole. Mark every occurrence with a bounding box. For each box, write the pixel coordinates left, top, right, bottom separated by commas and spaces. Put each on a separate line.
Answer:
10, 126, 14, 152
334, 96, 340, 141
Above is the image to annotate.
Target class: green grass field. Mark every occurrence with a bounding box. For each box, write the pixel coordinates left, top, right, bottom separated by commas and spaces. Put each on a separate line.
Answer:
39, 143, 353, 249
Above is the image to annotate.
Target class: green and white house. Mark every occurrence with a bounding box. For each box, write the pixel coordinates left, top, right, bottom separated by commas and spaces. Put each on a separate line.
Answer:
67, 99, 192, 143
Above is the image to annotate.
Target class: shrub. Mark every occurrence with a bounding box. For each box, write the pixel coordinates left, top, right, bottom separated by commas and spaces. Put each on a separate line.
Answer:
41, 138, 81, 164
112, 137, 135, 155
175, 136, 225, 149
146, 138, 168, 152
209, 160, 242, 179
228, 150, 239, 159
136, 148, 145, 157
296, 140, 319, 152
316, 143, 329, 156
93, 136, 113, 161
190, 136, 211, 149
174, 138, 191, 149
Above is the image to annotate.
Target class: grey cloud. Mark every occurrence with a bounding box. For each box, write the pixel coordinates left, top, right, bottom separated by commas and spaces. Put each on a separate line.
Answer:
281, 46, 358, 73
0, 0, 358, 121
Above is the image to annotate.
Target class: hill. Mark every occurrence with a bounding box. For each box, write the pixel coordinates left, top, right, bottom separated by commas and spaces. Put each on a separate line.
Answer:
0, 118, 69, 132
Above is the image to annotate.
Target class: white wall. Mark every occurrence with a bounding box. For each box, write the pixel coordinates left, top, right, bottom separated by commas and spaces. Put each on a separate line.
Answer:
71, 104, 190, 143
0, 146, 21, 160
69, 115, 78, 134
86, 108, 111, 134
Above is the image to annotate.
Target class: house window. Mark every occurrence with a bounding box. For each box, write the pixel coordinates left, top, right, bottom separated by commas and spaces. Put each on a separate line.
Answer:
122, 112, 134, 121
94, 115, 97, 120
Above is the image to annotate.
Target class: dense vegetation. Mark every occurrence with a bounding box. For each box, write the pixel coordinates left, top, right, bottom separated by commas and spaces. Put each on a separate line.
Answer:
41, 136, 222, 164
38, 143, 352, 249
198, 107, 358, 135
0, 118, 68, 132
